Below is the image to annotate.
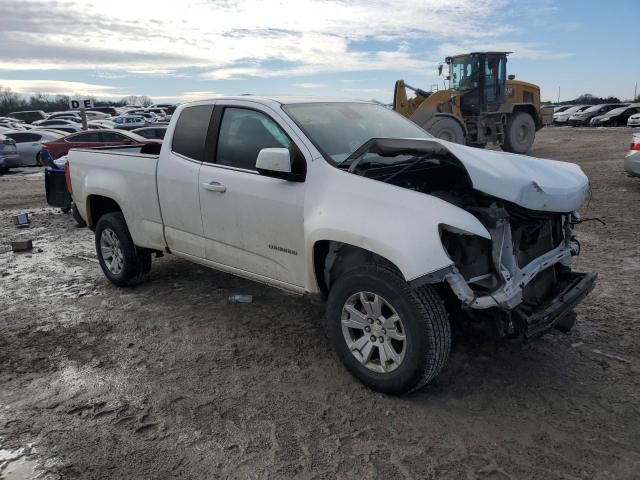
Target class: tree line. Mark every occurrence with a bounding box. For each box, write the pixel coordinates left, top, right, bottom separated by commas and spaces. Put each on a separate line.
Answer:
545, 93, 640, 106
0, 86, 154, 115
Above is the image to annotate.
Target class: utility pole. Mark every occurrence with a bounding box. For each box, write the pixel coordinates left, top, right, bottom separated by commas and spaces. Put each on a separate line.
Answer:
557, 87, 560, 103
635, 82, 638, 101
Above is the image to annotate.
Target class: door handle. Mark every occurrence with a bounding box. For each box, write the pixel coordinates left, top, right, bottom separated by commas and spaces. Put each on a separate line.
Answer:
202, 181, 226, 193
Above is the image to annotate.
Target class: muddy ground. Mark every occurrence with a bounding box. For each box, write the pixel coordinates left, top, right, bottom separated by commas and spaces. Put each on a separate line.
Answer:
1, 127, 639, 479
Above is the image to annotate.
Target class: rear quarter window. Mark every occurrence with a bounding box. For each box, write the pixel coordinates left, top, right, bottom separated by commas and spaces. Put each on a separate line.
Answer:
171, 105, 214, 161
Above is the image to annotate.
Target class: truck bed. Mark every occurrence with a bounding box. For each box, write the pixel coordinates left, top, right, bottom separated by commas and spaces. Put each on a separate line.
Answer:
68, 146, 166, 251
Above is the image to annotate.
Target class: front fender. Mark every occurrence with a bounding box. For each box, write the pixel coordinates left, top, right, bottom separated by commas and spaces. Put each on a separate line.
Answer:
304, 160, 490, 289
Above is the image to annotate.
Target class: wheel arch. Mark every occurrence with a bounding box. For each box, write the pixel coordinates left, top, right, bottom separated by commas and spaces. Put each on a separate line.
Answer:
312, 240, 406, 297
428, 113, 468, 137
86, 194, 122, 230
510, 103, 541, 129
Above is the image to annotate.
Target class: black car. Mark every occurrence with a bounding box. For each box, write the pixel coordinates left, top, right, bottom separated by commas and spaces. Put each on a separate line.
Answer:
567, 104, 623, 127
7, 110, 47, 124
592, 104, 640, 127
131, 126, 167, 140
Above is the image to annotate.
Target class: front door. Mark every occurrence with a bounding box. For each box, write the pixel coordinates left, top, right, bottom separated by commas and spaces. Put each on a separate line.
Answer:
198, 103, 308, 287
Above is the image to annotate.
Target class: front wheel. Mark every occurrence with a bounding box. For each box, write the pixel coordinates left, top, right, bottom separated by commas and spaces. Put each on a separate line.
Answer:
326, 264, 451, 394
95, 212, 151, 286
503, 112, 536, 154
423, 116, 465, 144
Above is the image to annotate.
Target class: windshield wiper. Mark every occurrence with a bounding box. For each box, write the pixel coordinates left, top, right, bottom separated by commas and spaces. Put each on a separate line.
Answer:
379, 154, 438, 183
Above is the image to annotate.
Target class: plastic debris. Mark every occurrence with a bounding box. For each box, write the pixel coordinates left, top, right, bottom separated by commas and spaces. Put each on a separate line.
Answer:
11, 239, 33, 252
228, 294, 254, 304
13, 213, 30, 228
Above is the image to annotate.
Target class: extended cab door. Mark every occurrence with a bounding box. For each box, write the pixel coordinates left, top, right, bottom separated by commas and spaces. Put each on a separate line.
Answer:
157, 104, 215, 258
198, 102, 308, 288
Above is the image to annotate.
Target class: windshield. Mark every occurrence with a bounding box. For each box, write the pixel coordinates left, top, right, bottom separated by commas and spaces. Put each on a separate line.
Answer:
282, 103, 432, 164
606, 107, 627, 115
449, 55, 477, 90
584, 105, 604, 112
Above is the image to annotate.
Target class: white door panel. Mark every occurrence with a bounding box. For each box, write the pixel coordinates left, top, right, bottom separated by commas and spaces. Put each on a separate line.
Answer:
157, 153, 204, 257
199, 165, 306, 286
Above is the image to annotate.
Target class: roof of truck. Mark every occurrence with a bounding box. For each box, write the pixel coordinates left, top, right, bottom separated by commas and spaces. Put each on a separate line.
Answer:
181, 96, 370, 107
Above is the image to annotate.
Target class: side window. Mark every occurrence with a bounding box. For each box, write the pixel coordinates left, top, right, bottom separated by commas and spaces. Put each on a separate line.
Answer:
22, 133, 41, 142
216, 108, 290, 170
72, 132, 101, 142
171, 105, 214, 161
8, 133, 27, 142
100, 132, 127, 142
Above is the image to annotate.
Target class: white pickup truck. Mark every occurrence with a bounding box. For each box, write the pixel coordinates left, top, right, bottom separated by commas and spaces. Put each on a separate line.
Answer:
63, 97, 596, 394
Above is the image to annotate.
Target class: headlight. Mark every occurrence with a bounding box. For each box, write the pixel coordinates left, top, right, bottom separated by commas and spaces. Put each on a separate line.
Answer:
439, 226, 494, 284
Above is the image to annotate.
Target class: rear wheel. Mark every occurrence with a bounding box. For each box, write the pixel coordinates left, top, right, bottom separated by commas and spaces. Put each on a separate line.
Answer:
503, 112, 536, 154
95, 212, 151, 286
423, 116, 465, 144
326, 263, 451, 394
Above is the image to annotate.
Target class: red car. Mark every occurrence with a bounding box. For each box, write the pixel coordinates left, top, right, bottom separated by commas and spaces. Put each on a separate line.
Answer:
42, 129, 156, 159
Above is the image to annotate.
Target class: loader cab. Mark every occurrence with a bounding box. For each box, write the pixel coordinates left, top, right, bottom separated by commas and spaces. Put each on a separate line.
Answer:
447, 52, 509, 114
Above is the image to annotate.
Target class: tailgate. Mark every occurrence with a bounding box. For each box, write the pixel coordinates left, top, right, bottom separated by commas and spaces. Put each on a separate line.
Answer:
45, 168, 72, 208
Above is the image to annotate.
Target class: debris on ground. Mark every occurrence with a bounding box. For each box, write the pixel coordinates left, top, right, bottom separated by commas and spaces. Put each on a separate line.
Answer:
228, 294, 254, 303
12, 213, 30, 228
10, 239, 33, 252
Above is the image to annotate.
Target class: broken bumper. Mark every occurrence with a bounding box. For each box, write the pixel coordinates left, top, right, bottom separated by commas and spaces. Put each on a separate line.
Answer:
513, 271, 597, 341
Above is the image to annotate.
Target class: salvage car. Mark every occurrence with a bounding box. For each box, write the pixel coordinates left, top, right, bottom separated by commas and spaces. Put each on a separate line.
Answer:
624, 132, 640, 176
591, 104, 640, 127
42, 129, 155, 159
58, 97, 596, 394
628, 113, 640, 127
7, 110, 47, 124
131, 126, 167, 140
553, 105, 589, 124
0, 134, 19, 172
567, 104, 622, 127
2, 130, 63, 166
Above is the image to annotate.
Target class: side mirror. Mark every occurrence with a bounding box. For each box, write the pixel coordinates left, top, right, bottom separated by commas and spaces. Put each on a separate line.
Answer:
256, 148, 292, 180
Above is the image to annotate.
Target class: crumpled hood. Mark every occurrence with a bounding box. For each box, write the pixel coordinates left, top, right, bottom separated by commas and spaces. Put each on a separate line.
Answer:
435, 139, 589, 212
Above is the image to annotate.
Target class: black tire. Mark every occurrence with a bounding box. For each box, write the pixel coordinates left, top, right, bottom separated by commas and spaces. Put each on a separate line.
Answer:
326, 263, 451, 394
423, 116, 465, 144
503, 112, 536, 154
95, 212, 151, 286
71, 202, 87, 227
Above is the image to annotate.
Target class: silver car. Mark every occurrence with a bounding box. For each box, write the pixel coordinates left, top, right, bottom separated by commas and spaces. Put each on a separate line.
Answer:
627, 113, 640, 127
0, 134, 19, 172
625, 133, 640, 176
2, 130, 64, 166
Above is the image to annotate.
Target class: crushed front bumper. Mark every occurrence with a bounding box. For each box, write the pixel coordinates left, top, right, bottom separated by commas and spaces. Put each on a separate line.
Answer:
513, 271, 596, 341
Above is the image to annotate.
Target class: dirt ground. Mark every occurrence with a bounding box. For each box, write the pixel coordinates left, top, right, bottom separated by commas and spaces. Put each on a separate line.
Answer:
1, 127, 639, 480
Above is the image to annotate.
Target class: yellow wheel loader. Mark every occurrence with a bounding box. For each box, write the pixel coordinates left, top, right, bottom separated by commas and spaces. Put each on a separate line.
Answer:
393, 52, 553, 153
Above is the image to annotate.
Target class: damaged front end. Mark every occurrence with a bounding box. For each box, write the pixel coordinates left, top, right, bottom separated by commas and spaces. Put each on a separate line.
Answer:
344, 138, 596, 341
440, 203, 596, 341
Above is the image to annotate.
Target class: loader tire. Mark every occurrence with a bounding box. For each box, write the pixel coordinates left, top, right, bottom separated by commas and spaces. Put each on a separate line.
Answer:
503, 112, 535, 154
423, 116, 465, 144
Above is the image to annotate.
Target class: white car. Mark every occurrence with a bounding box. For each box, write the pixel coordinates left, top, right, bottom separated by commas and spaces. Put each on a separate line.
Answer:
627, 113, 640, 127
112, 115, 146, 130
553, 105, 589, 124
31, 119, 83, 131
2, 130, 64, 166
60, 97, 596, 394
624, 133, 640, 176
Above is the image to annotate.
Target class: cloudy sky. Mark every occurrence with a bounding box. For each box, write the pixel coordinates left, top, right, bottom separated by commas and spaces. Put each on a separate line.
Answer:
0, 0, 638, 103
